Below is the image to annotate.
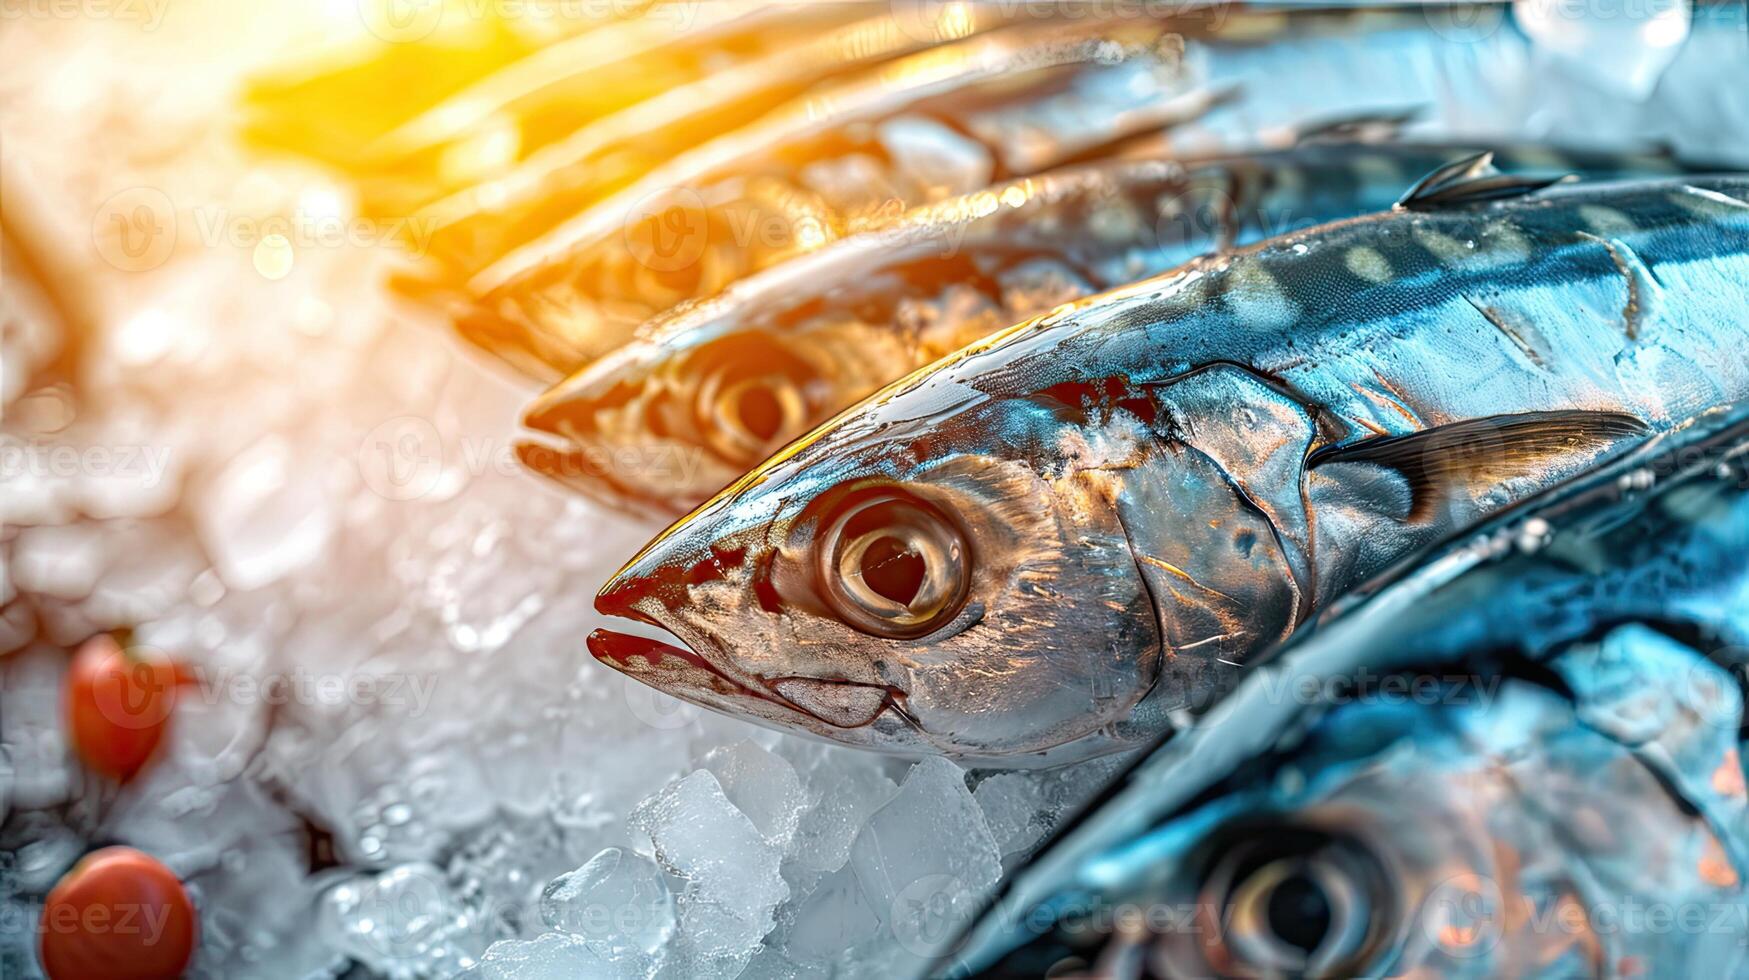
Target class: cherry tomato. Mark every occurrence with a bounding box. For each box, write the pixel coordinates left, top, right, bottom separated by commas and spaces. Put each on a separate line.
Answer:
65, 634, 184, 781
38, 846, 198, 980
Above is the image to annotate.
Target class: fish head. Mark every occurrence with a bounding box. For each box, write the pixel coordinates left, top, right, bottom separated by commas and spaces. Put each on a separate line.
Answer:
520, 310, 918, 516
517, 238, 1023, 516
975, 657, 1739, 977
586, 362, 1166, 762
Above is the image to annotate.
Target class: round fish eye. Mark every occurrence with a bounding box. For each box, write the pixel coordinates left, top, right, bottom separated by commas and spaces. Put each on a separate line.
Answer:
817, 490, 971, 639
1190, 827, 1396, 978
695, 366, 808, 465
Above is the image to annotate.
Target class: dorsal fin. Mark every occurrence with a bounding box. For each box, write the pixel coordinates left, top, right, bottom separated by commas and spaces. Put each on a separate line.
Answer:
1309, 410, 1652, 522
1292, 105, 1425, 145
1395, 151, 1575, 211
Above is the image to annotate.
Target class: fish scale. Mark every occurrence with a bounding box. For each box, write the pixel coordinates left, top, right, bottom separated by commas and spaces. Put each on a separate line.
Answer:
524, 143, 1714, 517
459, 1, 1749, 381
949, 404, 1749, 978
586, 176, 1749, 767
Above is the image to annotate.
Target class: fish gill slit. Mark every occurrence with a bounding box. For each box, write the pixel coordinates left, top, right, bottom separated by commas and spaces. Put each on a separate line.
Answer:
1182, 440, 1314, 626
1109, 499, 1171, 686
1463, 294, 1546, 369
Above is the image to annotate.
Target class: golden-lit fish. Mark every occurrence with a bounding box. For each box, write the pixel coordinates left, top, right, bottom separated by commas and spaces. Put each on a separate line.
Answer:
445, 0, 1749, 379
586, 175, 1749, 766
363, 2, 1003, 221
517, 143, 1709, 516
443, 13, 1227, 375
243, 2, 979, 218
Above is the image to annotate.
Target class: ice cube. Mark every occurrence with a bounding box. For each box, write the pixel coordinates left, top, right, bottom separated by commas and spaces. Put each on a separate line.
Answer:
541, 846, 675, 969
194, 435, 334, 591
459, 931, 633, 980
629, 771, 787, 968
776, 865, 882, 965
973, 755, 1134, 861
445, 810, 580, 943
849, 757, 1001, 962
316, 862, 480, 979
789, 759, 898, 878
698, 739, 804, 848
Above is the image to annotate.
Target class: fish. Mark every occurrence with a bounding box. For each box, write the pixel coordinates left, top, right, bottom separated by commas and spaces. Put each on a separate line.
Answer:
519, 143, 1709, 516
243, 2, 930, 219
447, 0, 1749, 379
442, 11, 1229, 376
377, 1, 1027, 230
584, 174, 1749, 766
945, 401, 1749, 978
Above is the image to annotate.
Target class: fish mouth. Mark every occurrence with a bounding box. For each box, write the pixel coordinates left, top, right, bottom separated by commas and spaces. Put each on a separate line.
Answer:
585, 628, 907, 731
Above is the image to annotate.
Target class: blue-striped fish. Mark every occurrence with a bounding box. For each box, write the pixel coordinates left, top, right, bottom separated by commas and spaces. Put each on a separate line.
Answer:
586, 175, 1749, 766
948, 403, 1749, 977
519, 143, 1709, 516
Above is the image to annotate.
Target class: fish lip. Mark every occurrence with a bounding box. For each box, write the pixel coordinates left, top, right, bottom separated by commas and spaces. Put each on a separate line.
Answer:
586, 628, 906, 731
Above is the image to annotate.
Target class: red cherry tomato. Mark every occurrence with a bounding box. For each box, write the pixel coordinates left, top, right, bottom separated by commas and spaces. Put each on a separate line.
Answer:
65, 634, 184, 781
39, 846, 198, 980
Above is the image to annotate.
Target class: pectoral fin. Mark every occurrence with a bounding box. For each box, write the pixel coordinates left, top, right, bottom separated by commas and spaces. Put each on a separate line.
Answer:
1309, 410, 1652, 522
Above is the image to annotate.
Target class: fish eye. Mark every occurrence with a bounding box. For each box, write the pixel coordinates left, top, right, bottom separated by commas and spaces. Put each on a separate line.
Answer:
1188, 826, 1397, 978
817, 489, 971, 639
695, 366, 809, 465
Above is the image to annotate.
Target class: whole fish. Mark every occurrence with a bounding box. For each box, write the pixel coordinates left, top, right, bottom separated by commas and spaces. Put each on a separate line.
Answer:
518, 143, 1708, 516
947, 403, 1749, 978
244, 2, 931, 218
585, 175, 1749, 766
449, 1, 1749, 379
375, 1, 1025, 229
444, 13, 1226, 376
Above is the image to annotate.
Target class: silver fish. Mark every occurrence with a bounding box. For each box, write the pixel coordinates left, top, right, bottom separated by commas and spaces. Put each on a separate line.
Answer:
519, 143, 1706, 516
586, 175, 1749, 766
947, 402, 1749, 978
445, 12, 1226, 376
450, 1, 1749, 379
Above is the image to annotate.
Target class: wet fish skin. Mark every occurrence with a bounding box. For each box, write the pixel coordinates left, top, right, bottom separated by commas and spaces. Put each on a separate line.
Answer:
947, 404, 1749, 978
457, 1, 1749, 379
521, 142, 1702, 516
587, 176, 1749, 766
451, 16, 1214, 378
